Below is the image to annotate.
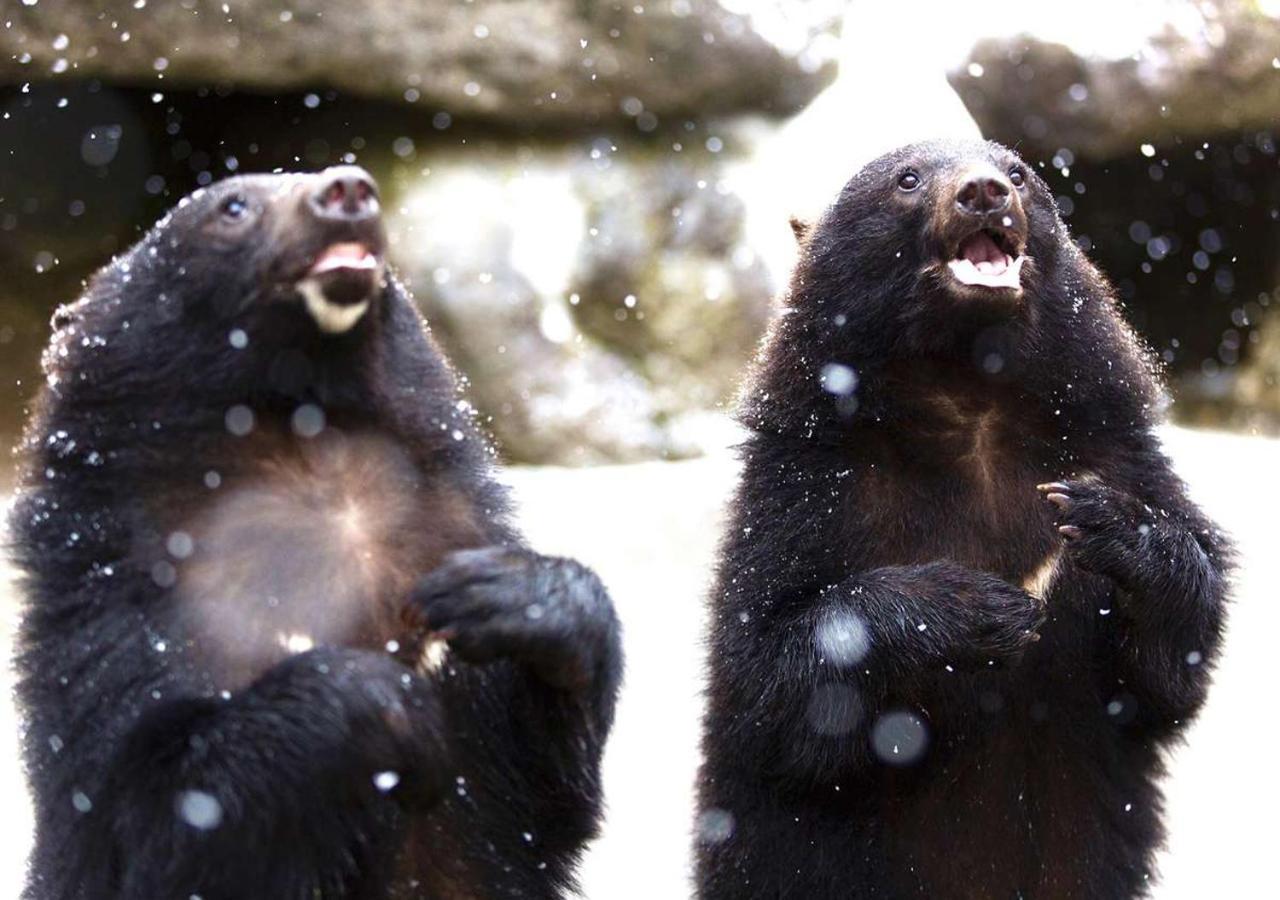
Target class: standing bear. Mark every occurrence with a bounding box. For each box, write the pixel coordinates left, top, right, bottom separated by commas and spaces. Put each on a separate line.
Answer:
696, 140, 1229, 899
11, 167, 622, 899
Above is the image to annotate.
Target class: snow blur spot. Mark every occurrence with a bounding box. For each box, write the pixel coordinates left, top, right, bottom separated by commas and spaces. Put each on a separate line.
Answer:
814, 608, 870, 667
81, 125, 122, 167
819, 362, 858, 396
1105, 693, 1137, 724
695, 807, 735, 845
166, 530, 195, 559
151, 560, 177, 588
392, 137, 415, 159
373, 771, 401, 792
176, 790, 223, 830
71, 790, 92, 813
870, 710, 930, 767
228, 328, 248, 349
538, 302, 574, 344
291, 404, 326, 439
225, 405, 254, 437
279, 632, 315, 654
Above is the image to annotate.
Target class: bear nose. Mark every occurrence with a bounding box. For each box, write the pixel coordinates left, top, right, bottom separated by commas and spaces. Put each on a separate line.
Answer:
308, 166, 380, 222
956, 173, 1011, 216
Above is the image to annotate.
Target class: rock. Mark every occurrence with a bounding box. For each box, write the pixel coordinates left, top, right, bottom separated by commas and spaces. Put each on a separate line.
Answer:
384, 137, 772, 464
949, 1, 1280, 161
568, 151, 775, 418
2, 0, 835, 126
1230, 307, 1280, 428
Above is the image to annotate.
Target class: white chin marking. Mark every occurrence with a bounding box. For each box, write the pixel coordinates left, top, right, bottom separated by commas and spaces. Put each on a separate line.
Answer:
297, 277, 370, 334
947, 255, 1024, 291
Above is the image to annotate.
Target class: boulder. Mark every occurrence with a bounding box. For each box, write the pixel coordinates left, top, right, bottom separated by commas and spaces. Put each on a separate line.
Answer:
949, 1, 1280, 161
2, 0, 834, 126
384, 136, 773, 464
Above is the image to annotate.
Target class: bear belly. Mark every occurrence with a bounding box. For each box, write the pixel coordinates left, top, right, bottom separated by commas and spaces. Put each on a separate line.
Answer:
881, 720, 1135, 899
169, 430, 485, 689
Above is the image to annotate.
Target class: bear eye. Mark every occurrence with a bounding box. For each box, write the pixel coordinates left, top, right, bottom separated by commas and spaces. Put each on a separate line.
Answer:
897, 171, 921, 192
1009, 168, 1026, 188
220, 195, 250, 221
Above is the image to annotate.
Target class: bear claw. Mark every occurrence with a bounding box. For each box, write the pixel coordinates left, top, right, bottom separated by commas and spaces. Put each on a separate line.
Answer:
1045, 492, 1071, 511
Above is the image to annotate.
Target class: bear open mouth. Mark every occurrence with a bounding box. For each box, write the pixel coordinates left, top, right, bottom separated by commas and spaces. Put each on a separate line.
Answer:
947, 229, 1024, 291
296, 242, 385, 334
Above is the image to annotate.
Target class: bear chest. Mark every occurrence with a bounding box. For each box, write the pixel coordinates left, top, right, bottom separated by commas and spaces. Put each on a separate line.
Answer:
165, 430, 486, 688
852, 416, 1064, 595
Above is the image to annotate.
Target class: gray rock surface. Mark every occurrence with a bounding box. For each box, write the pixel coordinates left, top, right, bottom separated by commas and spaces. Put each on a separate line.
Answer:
2, 0, 833, 125
384, 138, 772, 464
950, 1, 1280, 160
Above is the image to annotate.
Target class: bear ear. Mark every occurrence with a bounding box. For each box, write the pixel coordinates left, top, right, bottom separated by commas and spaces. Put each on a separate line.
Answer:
789, 216, 811, 243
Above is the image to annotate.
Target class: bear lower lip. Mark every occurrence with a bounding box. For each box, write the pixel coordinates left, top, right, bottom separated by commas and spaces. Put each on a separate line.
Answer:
295, 243, 385, 333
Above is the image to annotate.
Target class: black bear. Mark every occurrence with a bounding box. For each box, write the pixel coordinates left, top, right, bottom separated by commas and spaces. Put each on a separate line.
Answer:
695, 140, 1229, 899
11, 167, 622, 899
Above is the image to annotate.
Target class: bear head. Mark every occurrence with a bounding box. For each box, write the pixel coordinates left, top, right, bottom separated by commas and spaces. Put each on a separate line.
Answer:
747, 140, 1160, 434
35, 166, 435, 420
143, 165, 389, 335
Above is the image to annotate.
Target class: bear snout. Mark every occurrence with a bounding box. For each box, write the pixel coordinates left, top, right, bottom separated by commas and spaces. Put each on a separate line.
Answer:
955, 168, 1012, 217
307, 166, 381, 224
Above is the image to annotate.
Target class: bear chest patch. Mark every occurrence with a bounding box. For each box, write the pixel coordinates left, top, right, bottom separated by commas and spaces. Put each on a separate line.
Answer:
167, 431, 485, 688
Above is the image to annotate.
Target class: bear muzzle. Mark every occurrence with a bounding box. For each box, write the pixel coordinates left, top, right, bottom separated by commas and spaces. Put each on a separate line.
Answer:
293, 167, 388, 334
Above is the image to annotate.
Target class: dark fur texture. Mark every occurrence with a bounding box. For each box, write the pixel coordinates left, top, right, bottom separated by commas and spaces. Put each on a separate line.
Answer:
10, 171, 621, 899
695, 140, 1229, 899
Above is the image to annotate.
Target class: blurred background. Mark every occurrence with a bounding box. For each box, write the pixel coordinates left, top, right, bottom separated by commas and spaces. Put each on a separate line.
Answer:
1, 1, 1277, 897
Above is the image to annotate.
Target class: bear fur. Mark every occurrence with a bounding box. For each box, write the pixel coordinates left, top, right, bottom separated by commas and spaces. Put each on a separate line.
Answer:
695, 140, 1229, 899
10, 169, 621, 900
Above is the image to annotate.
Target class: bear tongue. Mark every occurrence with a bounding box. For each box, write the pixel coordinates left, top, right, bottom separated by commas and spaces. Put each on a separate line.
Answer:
960, 231, 1005, 268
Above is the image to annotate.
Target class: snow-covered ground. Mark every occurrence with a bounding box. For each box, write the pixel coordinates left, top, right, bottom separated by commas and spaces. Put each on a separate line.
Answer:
0, 425, 1275, 898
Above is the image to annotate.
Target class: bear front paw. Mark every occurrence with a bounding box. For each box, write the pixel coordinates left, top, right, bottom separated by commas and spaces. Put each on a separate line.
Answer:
1037, 479, 1154, 579
970, 578, 1044, 662
407, 546, 613, 689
